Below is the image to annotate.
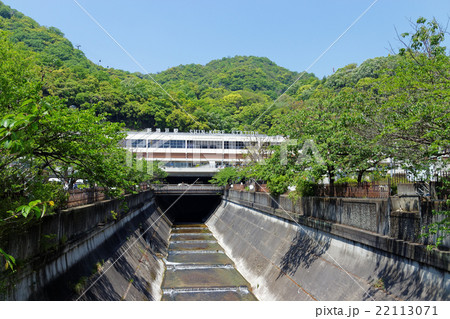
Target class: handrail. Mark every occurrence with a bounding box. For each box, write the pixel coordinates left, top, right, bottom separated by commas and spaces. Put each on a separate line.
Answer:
152, 184, 224, 193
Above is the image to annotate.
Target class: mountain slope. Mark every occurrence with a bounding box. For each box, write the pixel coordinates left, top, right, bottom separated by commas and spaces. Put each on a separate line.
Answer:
153, 56, 317, 99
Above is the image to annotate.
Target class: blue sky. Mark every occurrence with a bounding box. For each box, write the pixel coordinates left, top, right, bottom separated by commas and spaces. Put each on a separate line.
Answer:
3, 0, 450, 77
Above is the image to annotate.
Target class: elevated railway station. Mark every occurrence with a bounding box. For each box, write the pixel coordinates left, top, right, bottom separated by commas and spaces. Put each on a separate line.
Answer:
123, 129, 284, 182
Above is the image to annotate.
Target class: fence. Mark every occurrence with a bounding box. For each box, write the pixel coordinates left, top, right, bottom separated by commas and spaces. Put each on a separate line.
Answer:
152, 184, 224, 194
231, 182, 390, 198
315, 182, 390, 198
66, 187, 107, 208
66, 183, 152, 208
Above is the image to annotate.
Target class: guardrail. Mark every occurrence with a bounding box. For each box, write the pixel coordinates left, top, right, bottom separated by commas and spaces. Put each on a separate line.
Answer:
66, 184, 152, 208
315, 183, 390, 198
67, 187, 107, 208
152, 184, 224, 195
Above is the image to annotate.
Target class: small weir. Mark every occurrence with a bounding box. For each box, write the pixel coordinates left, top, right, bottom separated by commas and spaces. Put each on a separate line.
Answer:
161, 224, 257, 301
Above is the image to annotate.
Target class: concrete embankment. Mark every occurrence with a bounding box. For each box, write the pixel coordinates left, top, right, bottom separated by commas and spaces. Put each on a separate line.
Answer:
206, 190, 449, 301
1, 191, 171, 301
3, 187, 448, 301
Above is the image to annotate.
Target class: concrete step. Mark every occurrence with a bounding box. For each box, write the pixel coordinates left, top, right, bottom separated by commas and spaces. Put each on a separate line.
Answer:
169, 241, 223, 252
166, 251, 233, 265
161, 267, 251, 289
173, 223, 208, 227
170, 233, 214, 241
171, 228, 212, 234
161, 223, 257, 301
161, 287, 257, 301
165, 264, 234, 271
172, 224, 208, 229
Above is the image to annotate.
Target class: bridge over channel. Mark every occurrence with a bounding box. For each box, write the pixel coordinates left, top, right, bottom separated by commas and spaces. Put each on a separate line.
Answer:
152, 184, 224, 195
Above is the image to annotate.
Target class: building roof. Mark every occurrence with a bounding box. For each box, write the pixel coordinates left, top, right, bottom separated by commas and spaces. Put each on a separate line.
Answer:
126, 129, 284, 142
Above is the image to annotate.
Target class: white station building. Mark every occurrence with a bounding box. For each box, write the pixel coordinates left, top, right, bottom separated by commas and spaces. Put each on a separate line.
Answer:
123, 129, 284, 177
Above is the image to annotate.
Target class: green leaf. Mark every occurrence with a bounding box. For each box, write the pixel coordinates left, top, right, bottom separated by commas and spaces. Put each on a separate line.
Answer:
28, 200, 42, 207
33, 206, 41, 219
41, 203, 47, 218
0, 248, 16, 271
1, 118, 14, 128
21, 206, 31, 218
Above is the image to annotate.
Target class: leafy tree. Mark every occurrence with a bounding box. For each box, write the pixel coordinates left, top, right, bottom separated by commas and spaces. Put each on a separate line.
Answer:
347, 17, 450, 170
209, 167, 241, 186
0, 33, 165, 270
240, 17, 449, 205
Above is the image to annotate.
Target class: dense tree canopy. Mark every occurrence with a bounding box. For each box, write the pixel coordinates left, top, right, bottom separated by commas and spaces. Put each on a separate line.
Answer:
213, 18, 449, 198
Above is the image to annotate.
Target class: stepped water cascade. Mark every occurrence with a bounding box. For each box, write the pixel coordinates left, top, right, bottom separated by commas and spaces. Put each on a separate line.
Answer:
161, 224, 257, 301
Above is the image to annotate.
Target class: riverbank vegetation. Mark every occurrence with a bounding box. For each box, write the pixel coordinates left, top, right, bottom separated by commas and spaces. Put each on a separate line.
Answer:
213, 18, 449, 199
0, 5, 168, 269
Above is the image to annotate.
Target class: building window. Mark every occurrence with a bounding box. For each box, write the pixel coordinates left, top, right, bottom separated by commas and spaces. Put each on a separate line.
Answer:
209, 141, 222, 149
169, 140, 186, 148
148, 140, 162, 148
131, 139, 146, 148
148, 140, 185, 148
191, 140, 223, 149
224, 141, 245, 149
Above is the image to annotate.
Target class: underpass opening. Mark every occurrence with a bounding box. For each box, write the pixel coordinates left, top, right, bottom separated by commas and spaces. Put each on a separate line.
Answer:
155, 195, 222, 224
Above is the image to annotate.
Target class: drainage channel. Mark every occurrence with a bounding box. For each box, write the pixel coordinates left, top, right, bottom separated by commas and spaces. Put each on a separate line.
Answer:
161, 224, 257, 301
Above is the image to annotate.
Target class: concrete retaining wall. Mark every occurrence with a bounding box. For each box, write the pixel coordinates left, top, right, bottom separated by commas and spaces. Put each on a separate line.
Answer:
226, 190, 449, 247
207, 191, 449, 301
1, 191, 171, 300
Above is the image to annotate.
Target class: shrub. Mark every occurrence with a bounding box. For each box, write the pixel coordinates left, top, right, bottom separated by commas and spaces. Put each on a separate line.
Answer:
296, 178, 317, 197
335, 177, 358, 185
267, 175, 289, 196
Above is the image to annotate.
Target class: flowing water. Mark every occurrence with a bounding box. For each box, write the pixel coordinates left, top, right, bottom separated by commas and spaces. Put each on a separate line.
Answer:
161, 224, 257, 301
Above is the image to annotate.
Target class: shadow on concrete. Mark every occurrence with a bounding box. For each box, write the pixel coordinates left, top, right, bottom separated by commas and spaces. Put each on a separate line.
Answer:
82, 272, 123, 301
277, 230, 331, 278
141, 222, 169, 256
363, 250, 449, 301
79, 234, 160, 301
48, 206, 170, 301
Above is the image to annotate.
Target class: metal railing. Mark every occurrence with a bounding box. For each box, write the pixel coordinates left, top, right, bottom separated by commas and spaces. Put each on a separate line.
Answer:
67, 187, 107, 208
152, 184, 224, 194
315, 183, 390, 198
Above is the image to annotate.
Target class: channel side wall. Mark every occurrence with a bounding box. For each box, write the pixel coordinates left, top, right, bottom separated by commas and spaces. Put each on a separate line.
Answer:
206, 190, 449, 301
1, 190, 171, 301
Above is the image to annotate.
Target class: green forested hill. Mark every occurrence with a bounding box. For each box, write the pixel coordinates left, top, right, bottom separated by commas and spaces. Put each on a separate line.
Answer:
0, 1, 320, 132
153, 56, 316, 99
0, 1, 399, 134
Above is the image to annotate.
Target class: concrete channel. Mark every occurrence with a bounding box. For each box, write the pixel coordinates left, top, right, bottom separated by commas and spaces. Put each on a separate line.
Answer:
2, 189, 448, 301
161, 224, 257, 301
